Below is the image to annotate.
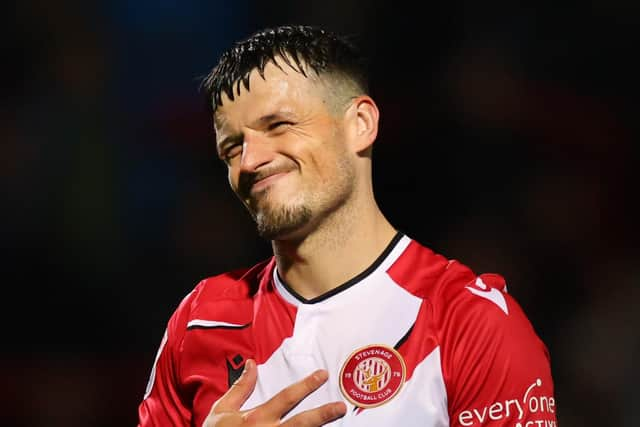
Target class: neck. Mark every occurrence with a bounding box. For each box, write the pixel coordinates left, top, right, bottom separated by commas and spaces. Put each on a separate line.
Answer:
272, 196, 397, 300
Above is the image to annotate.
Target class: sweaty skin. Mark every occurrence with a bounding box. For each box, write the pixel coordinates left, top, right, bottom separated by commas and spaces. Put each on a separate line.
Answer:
214, 60, 395, 302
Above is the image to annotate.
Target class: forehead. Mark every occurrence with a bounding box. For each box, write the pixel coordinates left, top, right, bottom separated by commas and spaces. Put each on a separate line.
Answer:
214, 61, 325, 128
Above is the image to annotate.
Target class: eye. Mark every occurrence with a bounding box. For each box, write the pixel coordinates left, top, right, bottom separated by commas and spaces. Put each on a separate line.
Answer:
268, 121, 292, 131
221, 143, 242, 163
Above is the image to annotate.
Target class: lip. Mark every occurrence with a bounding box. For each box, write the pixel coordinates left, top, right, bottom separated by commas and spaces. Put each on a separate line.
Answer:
251, 171, 290, 193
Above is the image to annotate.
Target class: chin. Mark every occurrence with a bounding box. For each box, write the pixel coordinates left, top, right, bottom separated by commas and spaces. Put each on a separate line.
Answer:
254, 204, 313, 241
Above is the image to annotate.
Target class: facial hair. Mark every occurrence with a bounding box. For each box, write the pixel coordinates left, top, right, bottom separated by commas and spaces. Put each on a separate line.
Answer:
238, 118, 357, 240
253, 154, 355, 240
237, 166, 313, 240
254, 199, 313, 240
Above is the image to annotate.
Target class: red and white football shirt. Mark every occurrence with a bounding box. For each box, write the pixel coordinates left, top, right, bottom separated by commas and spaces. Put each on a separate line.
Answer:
138, 232, 558, 426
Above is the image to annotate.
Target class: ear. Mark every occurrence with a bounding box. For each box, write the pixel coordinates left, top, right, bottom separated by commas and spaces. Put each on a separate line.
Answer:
346, 95, 379, 153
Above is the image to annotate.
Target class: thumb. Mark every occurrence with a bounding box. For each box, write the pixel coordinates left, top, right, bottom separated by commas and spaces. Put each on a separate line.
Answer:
211, 359, 257, 414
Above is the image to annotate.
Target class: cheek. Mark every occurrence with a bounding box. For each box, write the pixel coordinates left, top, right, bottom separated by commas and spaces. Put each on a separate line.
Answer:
315, 144, 351, 181
227, 169, 239, 192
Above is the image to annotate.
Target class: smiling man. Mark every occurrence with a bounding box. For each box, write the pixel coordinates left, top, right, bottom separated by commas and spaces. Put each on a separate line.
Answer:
137, 25, 558, 427
216, 60, 360, 244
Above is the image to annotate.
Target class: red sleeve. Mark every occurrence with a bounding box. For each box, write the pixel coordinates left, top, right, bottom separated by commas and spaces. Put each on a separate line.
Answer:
440, 274, 558, 426
137, 286, 201, 427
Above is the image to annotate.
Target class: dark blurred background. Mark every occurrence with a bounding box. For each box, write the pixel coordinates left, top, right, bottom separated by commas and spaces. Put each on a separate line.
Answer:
2, 1, 638, 426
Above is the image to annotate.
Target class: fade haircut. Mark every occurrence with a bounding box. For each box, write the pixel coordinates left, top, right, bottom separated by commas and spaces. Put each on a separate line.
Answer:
200, 25, 370, 114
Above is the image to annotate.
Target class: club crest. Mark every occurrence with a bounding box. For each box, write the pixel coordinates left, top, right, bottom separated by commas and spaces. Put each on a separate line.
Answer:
339, 344, 406, 408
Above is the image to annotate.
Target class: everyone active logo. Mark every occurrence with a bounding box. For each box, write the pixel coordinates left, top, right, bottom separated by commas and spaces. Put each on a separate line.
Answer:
457, 378, 557, 426
339, 344, 406, 408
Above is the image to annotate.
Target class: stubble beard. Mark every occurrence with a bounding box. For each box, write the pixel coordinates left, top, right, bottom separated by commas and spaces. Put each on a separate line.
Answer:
253, 199, 313, 240
249, 152, 355, 241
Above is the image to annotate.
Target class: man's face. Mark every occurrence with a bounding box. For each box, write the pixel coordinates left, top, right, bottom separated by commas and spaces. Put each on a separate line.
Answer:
214, 62, 357, 240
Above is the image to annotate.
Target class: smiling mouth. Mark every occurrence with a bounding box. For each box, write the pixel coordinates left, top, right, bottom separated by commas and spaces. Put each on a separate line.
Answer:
250, 171, 290, 193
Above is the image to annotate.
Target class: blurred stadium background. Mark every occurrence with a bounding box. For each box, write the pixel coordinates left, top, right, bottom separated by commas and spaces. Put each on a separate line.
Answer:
2, 1, 638, 426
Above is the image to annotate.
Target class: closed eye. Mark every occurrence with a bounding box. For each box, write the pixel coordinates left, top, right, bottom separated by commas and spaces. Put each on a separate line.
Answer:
221, 143, 242, 163
268, 121, 293, 131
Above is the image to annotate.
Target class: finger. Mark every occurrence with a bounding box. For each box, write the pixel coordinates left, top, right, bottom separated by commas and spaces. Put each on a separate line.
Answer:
210, 359, 257, 414
282, 401, 347, 427
251, 369, 330, 420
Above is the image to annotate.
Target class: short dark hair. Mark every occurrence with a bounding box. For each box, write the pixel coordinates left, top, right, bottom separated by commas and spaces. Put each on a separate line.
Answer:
201, 25, 369, 113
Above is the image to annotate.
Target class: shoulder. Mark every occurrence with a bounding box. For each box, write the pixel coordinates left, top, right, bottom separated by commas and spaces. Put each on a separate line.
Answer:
196, 258, 273, 301
387, 235, 533, 330
388, 236, 555, 420
167, 258, 274, 337
386, 236, 476, 302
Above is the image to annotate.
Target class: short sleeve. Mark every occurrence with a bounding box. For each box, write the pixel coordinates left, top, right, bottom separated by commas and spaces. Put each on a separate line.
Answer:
439, 274, 558, 426
137, 289, 198, 427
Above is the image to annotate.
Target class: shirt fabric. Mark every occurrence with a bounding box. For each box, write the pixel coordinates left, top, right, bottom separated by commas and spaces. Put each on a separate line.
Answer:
137, 232, 558, 426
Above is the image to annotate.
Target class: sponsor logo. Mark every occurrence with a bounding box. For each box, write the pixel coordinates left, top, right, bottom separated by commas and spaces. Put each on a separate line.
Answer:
458, 378, 557, 426
339, 344, 406, 408
465, 277, 509, 315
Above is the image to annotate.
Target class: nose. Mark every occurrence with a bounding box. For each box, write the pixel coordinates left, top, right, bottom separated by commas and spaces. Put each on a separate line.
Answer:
239, 131, 273, 172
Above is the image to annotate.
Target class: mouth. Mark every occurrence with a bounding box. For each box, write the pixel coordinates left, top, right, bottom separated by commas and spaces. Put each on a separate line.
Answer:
250, 171, 290, 193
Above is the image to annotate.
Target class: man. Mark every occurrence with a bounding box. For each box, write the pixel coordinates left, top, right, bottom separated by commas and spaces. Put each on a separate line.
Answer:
137, 25, 558, 426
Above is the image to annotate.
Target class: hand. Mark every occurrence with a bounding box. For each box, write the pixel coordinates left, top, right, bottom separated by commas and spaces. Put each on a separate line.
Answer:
203, 359, 347, 426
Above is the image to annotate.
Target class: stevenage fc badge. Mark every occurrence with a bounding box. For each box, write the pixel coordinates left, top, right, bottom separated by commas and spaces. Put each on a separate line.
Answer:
339, 344, 406, 408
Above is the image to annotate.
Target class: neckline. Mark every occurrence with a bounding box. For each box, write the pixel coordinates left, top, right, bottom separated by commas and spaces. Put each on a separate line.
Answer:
273, 231, 407, 305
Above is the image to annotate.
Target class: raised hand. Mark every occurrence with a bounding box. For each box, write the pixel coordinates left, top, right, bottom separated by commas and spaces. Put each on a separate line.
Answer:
203, 359, 347, 427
